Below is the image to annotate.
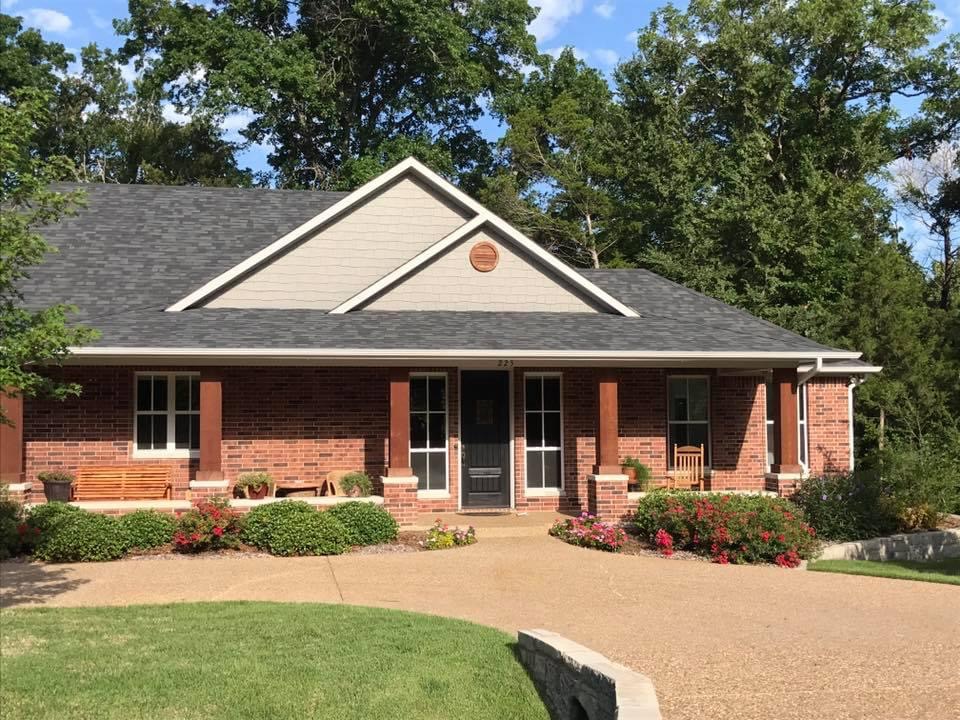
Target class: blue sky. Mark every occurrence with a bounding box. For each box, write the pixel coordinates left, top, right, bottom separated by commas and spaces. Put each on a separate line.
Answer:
5, 0, 958, 259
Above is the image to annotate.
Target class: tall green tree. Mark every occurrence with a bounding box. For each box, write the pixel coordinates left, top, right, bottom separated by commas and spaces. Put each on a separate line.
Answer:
2, 14, 252, 186
116, 0, 538, 188
611, 0, 958, 334
0, 89, 96, 420
483, 49, 620, 268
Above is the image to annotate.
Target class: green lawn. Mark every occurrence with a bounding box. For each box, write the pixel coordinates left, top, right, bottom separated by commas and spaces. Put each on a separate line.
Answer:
0, 602, 548, 720
808, 557, 960, 585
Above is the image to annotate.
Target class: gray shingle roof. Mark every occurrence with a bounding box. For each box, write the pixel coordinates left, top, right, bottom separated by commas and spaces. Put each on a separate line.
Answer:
20, 183, 852, 357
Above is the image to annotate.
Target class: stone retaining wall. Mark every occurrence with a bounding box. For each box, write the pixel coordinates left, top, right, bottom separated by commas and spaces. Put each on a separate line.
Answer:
818, 527, 960, 562
517, 629, 661, 720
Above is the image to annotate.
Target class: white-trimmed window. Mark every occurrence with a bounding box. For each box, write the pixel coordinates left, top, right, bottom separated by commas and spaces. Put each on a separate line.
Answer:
765, 381, 809, 470
525, 374, 563, 490
667, 376, 710, 467
134, 373, 199, 456
410, 374, 448, 492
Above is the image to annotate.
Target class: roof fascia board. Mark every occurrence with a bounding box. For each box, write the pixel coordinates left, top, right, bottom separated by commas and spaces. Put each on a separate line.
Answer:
329, 215, 487, 314
164, 158, 432, 312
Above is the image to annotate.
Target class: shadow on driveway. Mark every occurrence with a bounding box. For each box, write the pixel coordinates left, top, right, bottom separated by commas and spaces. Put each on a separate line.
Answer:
0, 562, 90, 608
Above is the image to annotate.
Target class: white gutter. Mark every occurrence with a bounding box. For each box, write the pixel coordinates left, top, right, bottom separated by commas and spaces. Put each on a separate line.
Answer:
797, 357, 823, 385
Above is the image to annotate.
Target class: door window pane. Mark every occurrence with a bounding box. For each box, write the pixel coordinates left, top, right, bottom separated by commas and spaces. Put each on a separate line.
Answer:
412, 453, 428, 491
543, 378, 560, 411
411, 414, 428, 449
428, 377, 446, 411
526, 451, 543, 488
543, 413, 561, 448
429, 413, 445, 447
428, 454, 447, 491
543, 450, 561, 488
525, 377, 542, 411
525, 413, 542, 447
410, 378, 427, 412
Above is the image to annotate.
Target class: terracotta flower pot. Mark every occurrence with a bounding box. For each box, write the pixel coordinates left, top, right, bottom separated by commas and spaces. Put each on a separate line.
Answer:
621, 466, 638, 482
347, 485, 362, 498
245, 484, 270, 500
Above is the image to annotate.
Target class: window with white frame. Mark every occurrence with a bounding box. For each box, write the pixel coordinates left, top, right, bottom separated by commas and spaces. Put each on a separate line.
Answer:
525, 374, 562, 489
667, 377, 710, 467
135, 373, 199, 454
410, 374, 447, 492
765, 381, 809, 470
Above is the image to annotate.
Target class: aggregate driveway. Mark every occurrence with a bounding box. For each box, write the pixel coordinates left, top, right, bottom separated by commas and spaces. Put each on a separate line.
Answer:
2, 535, 958, 720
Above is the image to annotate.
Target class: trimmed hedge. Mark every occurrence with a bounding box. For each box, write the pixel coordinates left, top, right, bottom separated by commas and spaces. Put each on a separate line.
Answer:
241, 501, 348, 556
118, 510, 177, 550
325, 502, 398, 546
0, 492, 25, 560
635, 491, 818, 567
31, 509, 126, 563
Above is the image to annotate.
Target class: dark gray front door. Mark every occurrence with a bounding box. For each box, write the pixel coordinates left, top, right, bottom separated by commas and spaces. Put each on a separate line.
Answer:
460, 370, 510, 508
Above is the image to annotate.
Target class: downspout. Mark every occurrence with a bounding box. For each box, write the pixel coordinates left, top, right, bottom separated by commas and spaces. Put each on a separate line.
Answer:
848, 376, 866, 471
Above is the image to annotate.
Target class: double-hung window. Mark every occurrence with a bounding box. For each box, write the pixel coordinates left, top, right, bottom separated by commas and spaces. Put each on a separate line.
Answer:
525, 374, 562, 490
134, 373, 199, 456
667, 377, 710, 466
410, 374, 448, 492
765, 381, 809, 470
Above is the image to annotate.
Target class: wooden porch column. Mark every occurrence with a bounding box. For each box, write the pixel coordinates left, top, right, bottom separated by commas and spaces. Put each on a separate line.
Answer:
0, 388, 24, 483
196, 371, 223, 481
386, 368, 412, 476
593, 370, 621, 475
770, 368, 802, 474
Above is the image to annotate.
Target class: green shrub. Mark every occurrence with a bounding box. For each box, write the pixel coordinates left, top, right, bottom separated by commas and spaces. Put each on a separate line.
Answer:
118, 510, 176, 550
32, 510, 126, 562
422, 519, 476, 550
792, 473, 899, 541
634, 491, 818, 567
0, 486, 25, 560
173, 498, 243, 553
241, 500, 348, 556
26, 502, 82, 534
340, 471, 373, 496
550, 512, 625, 552
325, 502, 398, 546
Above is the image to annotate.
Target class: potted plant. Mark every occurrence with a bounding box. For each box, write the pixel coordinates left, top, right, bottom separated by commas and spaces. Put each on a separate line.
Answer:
234, 472, 274, 500
37, 471, 74, 502
621, 457, 652, 492
340, 471, 372, 498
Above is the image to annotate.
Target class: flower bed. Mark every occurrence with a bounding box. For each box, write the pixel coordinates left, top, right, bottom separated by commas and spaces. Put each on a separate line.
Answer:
634, 491, 818, 567
549, 512, 626, 552
421, 519, 476, 550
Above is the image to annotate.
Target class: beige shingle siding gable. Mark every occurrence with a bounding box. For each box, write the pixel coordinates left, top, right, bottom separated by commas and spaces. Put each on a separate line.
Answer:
205, 176, 470, 309
363, 228, 602, 313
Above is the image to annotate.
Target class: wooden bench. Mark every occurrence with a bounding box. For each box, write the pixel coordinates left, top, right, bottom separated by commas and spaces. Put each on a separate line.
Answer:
74, 465, 173, 501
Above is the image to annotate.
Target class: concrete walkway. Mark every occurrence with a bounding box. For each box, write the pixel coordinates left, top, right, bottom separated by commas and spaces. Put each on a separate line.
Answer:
2, 535, 958, 720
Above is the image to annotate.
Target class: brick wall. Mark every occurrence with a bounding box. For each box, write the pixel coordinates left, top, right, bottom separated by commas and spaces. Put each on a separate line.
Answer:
806, 377, 851, 475
21, 365, 837, 510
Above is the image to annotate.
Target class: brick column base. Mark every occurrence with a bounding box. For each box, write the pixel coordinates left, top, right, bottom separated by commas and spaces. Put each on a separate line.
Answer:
3, 482, 32, 505
381, 476, 419, 526
587, 474, 631, 522
764, 472, 804, 497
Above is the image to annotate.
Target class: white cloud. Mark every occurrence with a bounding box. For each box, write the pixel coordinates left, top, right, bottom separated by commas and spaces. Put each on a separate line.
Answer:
932, 9, 953, 31
19, 8, 72, 34
593, 3, 614, 19
592, 48, 619, 66
625, 30, 638, 43
529, 0, 584, 42
161, 103, 191, 125
119, 60, 141, 84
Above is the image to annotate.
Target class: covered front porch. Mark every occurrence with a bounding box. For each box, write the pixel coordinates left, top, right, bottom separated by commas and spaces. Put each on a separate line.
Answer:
2, 359, 846, 524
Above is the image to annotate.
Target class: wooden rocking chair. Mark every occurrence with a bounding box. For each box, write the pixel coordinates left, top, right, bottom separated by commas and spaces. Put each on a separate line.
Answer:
671, 444, 705, 491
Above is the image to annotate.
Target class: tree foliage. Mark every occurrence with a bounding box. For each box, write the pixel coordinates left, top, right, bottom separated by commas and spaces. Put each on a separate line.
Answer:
117, 0, 538, 188
0, 89, 97, 418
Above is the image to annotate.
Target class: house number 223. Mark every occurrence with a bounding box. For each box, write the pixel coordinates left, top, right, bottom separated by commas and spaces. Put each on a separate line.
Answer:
497, 359, 514, 368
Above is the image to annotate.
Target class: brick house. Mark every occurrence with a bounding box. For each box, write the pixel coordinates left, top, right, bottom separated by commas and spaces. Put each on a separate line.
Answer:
0, 158, 879, 523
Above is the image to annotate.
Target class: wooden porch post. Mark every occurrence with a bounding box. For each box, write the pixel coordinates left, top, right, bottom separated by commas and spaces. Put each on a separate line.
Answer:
386, 368, 412, 476
0, 388, 24, 483
770, 368, 802, 474
593, 370, 621, 474
197, 370, 223, 481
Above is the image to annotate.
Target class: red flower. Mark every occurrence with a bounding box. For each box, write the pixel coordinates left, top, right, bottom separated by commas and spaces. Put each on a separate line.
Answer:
212, 526, 224, 537
760, 531, 771, 542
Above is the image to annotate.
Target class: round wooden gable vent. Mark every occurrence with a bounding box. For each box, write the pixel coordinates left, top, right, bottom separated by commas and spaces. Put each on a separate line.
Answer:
469, 241, 499, 272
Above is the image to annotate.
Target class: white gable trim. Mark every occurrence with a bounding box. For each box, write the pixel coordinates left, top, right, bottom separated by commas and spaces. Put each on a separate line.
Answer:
165, 157, 639, 317
329, 215, 487, 314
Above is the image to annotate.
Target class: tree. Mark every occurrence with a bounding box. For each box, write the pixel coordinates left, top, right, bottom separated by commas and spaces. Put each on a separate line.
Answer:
484, 49, 620, 268
610, 0, 958, 335
0, 89, 97, 420
116, 0, 538, 188
894, 141, 959, 310
2, 14, 253, 187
